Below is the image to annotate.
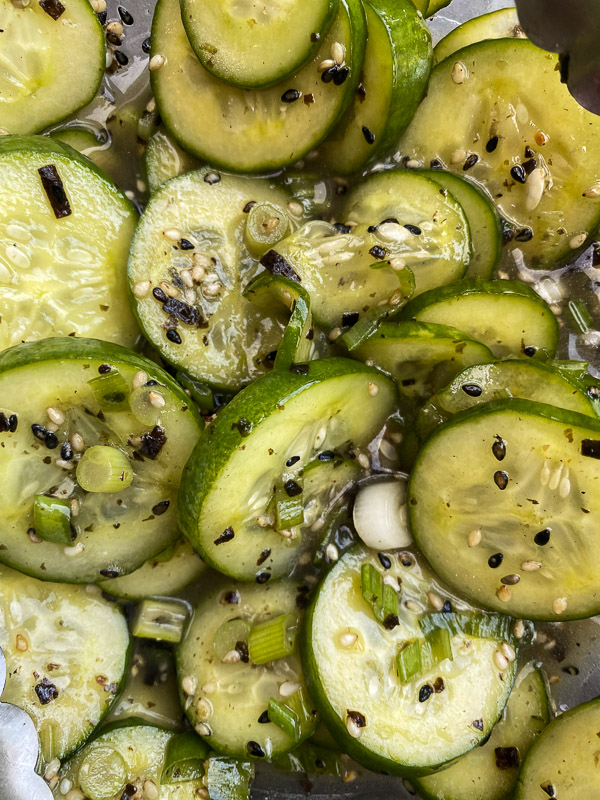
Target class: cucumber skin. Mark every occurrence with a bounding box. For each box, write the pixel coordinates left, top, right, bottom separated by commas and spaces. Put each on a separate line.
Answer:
300, 544, 515, 777
177, 358, 397, 575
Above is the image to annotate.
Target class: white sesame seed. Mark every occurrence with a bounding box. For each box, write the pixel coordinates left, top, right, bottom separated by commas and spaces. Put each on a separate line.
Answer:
149, 54, 166, 71
193, 251, 212, 269
501, 642, 516, 662
184, 288, 196, 304
44, 759, 61, 781
28, 528, 42, 543
287, 201, 304, 217
368, 382, 379, 397
539, 460, 550, 486
318, 58, 336, 72
143, 780, 159, 800
467, 529, 482, 547
329, 327, 342, 341
496, 585, 511, 602
520, 559, 542, 572
106, 20, 124, 36
90, 0, 106, 10
64, 542, 85, 557
339, 632, 358, 648
148, 390, 166, 409
553, 596, 568, 615
525, 168, 545, 211
515, 103, 529, 124
559, 475, 571, 498
377, 222, 410, 243
163, 227, 182, 242
159, 281, 179, 298
357, 453, 370, 470
331, 41, 346, 65
493, 650, 509, 671
279, 681, 301, 697
342, 770, 360, 783
196, 697, 212, 718
15, 633, 28, 651
569, 233, 587, 249
451, 148, 466, 164
133, 370, 148, 390
548, 465, 562, 491
427, 592, 444, 611
513, 620, 525, 639
325, 543, 339, 562
55, 459, 75, 470
181, 269, 194, 288
181, 675, 197, 696
65, 791, 86, 800
133, 280, 151, 298
346, 717, 363, 738
71, 433, 85, 453
202, 281, 223, 298
195, 722, 212, 736
146, 97, 156, 114
222, 649, 241, 664
405, 600, 422, 613
389, 257, 406, 270
46, 406, 65, 426
405, 159, 422, 169
201, 682, 217, 694
451, 61, 467, 84
46, 422, 59, 433
59, 778, 72, 795
583, 184, 600, 198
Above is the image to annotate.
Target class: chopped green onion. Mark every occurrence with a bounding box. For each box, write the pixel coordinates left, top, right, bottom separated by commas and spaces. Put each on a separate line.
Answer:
245, 202, 291, 257
161, 731, 211, 785
137, 108, 158, 142
88, 370, 130, 412
275, 484, 304, 529
273, 742, 344, 776
268, 687, 315, 744
213, 618, 251, 661
33, 495, 73, 544
419, 611, 517, 644
567, 299, 593, 334
129, 384, 170, 425
361, 563, 399, 626
131, 597, 190, 643
206, 757, 255, 800
396, 639, 422, 683
248, 613, 297, 665
396, 628, 453, 685
175, 371, 220, 414
76, 445, 133, 493
340, 309, 385, 351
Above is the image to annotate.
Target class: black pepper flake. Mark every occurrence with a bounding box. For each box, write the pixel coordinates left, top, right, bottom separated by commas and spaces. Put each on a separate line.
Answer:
256, 572, 271, 584
515, 228, 534, 242
303, 93, 315, 105
333, 66, 350, 85
247, 741, 266, 758
290, 363, 309, 375
38, 164, 71, 219
377, 553, 391, 570
258, 710, 270, 723
369, 245, 386, 260
152, 500, 170, 516
39, 0, 65, 19
495, 746, 520, 769
334, 222, 352, 234
260, 249, 301, 283
347, 710, 366, 727
404, 224, 422, 235
418, 684, 433, 703
581, 438, 600, 459
383, 613, 399, 630
342, 312, 359, 327
534, 528, 551, 546
523, 346, 537, 357
461, 383, 482, 397
214, 526, 235, 545
433, 677, 445, 693
281, 89, 301, 103
166, 328, 182, 344
163, 296, 204, 327
510, 165, 527, 184
472, 719, 484, 732
231, 418, 252, 437
284, 479, 302, 497
463, 154, 479, 171
118, 5, 134, 24
35, 678, 59, 705
362, 126, 375, 145
492, 436, 506, 461
256, 548, 271, 566
486, 135, 499, 153
138, 425, 166, 459
318, 450, 335, 461
494, 470, 509, 490
321, 66, 338, 83
488, 552, 504, 569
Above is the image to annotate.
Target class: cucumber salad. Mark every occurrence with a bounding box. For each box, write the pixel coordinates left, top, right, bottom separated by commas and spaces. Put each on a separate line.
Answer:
2, 1, 600, 799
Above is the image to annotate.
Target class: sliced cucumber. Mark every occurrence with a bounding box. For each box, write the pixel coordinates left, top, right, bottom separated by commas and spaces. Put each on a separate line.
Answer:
52, 723, 209, 799
269, 219, 415, 330
144, 128, 202, 194
0, 0, 104, 135
418, 359, 598, 441
409, 398, 600, 620
0, 136, 140, 351
49, 124, 119, 180
401, 279, 559, 358
433, 8, 525, 65
320, 0, 431, 175
177, 577, 317, 760
515, 697, 600, 799
0, 564, 129, 764
98, 539, 207, 601
0, 337, 202, 583
151, 0, 366, 173
178, 359, 396, 581
127, 168, 291, 390
180, 0, 337, 89
342, 170, 471, 296
425, 0, 452, 16
302, 546, 517, 775
418, 170, 502, 279
414, 664, 550, 800
398, 39, 600, 268
347, 321, 493, 401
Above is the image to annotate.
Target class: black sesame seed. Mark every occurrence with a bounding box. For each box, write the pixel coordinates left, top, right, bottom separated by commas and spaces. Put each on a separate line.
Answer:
166, 329, 182, 344
582, 438, 600, 459
256, 572, 271, 584
106, 31, 122, 46
525, 145, 535, 158
152, 500, 170, 515
179, 238, 195, 250
114, 50, 129, 66
284, 479, 302, 497
142, 37, 151, 53
31, 424, 47, 442
204, 172, 221, 185
404, 224, 422, 235
367, 225, 378, 233
214, 526, 235, 545
463, 154, 479, 171
286, 455, 300, 467
501, 573, 521, 585
362, 126, 375, 145
333, 222, 352, 234
8, 414, 17, 432
540, 782, 556, 797
500, 218, 515, 244
118, 5, 133, 24
258, 710, 270, 724
60, 442, 73, 461
318, 450, 336, 461
472, 719, 484, 732
152, 287, 167, 303
534, 528, 551, 546
419, 684, 433, 703
442, 600, 453, 613
311, 32, 320, 42
281, 89, 300, 103
494, 471, 509, 490
256, 548, 271, 566
222, 590, 240, 605
247, 741, 266, 758
510, 165, 527, 184
97, 9, 106, 24
488, 552, 504, 569
333, 66, 350, 85
290, 363, 309, 375
236, 640, 250, 663
523, 157, 537, 174
243, 200, 257, 214
98, 363, 112, 374
430, 158, 443, 169
523, 346, 537, 357
515, 228, 534, 242
0, 413, 9, 432
492, 436, 506, 461
461, 383, 482, 397
377, 553, 392, 569
486, 136, 499, 153
321, 66, 338, 83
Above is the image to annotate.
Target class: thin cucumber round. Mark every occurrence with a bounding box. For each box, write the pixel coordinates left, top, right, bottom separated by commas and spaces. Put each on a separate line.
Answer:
144, 127, 202, 194
151, 0, 366, 173
401, 279, 559, 358
515, 697, 600, 799
399, 39, 600, 268
409, 398, 600, 620
127, 168, 290, 390
302, 546, 517, 775
0, 337, 202, 584
414, 664, 551, 800
320, 0, 432, 175
342, 170, 471, 296
418, 358, 598, 441
348, 321, 494, 401
180, 0, 337, 89
98, 539, 207, 601
0, 564, 129, 765
178, 359, 397, 581
0, 0, 104, 134
0, 136, 140, 351
177, 577, 317, 760
418, 169, 502, 279
433, 8, 525, 65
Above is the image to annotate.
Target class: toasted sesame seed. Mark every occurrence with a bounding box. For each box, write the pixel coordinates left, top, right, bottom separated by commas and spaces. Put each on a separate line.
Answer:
553, 596, 568, 615
195, 722, 212, 736
493, 650, 509, 671
346, 717, 363, 738
133, 280, 151, 298
339, 632, 358, 648
318, 58, 336, 72
148, 390, 166, 409
55, 458, 75, 470
569, 233, 587, 249
159, 280, 179, 298
143, 780, 159, 800
15, 634, 28, 652
534, 130, 549, 146
451, 61, 467, 84
46, 406, 65, 425
331, 41, 346, 65
106, 20, 124, 36
279, 681, 301, 697
405, 600, 422, 613
44, 759, 61, 781
521, 560, 542, 571
526, 168, 545, 211
368, 381, 379, 397
357, 453, 370, 470
287, 200, 304, 217
501, 642, 516, 661
496, 585, 511, 602
342, 770, 360, 783
329, 327, 342, 341
90, 0, 106, 10
427, 591, 444, 611
181, 675, 196, 695
548, 674, 560, 685
196, 789, 210, 800
64, 542, 85, 557
325, 543, 339, 562
145, 97, 156, 114
148, 54, 166, 71
501, 573, 520, 585
467, 528, 482, 547
196, 697, 212, 718
222, 649, 241, 664
583, 184, 600, 198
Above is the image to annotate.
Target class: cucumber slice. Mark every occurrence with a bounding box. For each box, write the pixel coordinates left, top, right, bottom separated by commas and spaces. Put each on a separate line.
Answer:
151, 0, 366, 173
418, 359, 598, 441
0, 0, 104, 135
269, 219, 415, 330
178, 358, 396, 581
347, 321, 493, 401
98, 539, 207, 601
433, 8, 525, 65
418, 170, 502, 279
177, 577, 317, 760
53, 723, 209, 799
409, 398, 600, 620
127, 168, 290, 390
514, 697, 600, 800
398, 39, 600, 268
414, 664, 551, 800
425, 0, 452, 16
401, 279, 559, 359
0, 136, 140, 351
0, 564, 129, 764
0, 337, 202, 584
320, 0, 432, 175
302, 546, 517, 775
342, 171, 471, 296
144, 128, 202, 194
180, 0, 337, 89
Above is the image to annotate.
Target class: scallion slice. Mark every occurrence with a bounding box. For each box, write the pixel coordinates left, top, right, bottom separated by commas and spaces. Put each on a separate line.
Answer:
161, 731, 211, 785
245, 202, 291, 258
88, 370, 130, 412
76, 445, 133, 493
131, 597, 190, 643
268, 687, 316, 744
567, 299, 593, 334
396, 628, 453, 685
248, 613, 297, 665
206, 757, 255, 800
361, 563, 399, 627
33, 495, 73, 545
275, 485, 304, 529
